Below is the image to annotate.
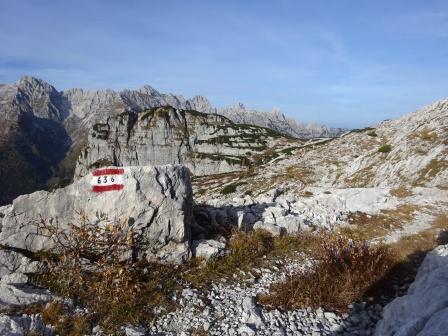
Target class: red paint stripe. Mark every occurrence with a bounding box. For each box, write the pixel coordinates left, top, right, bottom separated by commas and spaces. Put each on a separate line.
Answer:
92, 168, 124, 176
92, 184, 124, 193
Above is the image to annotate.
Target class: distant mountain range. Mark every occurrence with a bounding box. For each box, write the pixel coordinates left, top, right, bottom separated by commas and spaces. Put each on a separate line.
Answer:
0, 76, 345, 204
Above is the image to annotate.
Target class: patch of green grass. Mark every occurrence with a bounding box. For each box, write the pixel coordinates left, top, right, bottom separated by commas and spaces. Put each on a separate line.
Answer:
220, 182, 246, 194
367, 130, 378, 137
280, 147, 298, 155
378, 144, 392, 153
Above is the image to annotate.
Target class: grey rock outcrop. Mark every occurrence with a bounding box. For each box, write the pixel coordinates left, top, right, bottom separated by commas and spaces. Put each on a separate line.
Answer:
0, 250, 40, 278
0, 283, 54, 310
74, 106, 287, 178
375, 244, 448, 335
0, 314, 53, 336
0, 165, 193, 263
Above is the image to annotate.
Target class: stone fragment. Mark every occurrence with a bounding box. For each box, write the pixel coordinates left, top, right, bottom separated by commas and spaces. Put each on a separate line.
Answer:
192, 239, 227, 259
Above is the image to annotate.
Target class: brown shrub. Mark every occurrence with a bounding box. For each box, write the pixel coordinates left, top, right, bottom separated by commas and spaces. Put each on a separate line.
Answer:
32, 212, 180, 333
41, 301, 88, 336
259, 236, 394, 312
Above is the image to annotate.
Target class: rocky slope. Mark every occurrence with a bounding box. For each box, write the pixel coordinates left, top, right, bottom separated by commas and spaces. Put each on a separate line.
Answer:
75, 106, 294, 178
192, 97, 448, 203
0, 77, 71, 205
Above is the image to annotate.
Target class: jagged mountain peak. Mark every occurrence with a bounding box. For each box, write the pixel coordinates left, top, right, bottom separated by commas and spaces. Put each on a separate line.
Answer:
17, 75, 49, 86
136, 84, 160, 96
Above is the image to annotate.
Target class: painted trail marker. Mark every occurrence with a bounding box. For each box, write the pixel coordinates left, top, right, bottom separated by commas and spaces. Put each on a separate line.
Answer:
91, 168, 125, 193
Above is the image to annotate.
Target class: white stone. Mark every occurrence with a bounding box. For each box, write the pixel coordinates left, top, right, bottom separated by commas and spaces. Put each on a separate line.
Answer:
375, 244, 448, 335
241, 296, 265, 329
192, 239, 226, 259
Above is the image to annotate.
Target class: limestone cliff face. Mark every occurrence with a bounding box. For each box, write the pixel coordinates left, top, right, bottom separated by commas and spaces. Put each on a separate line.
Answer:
75, 106, 288, 178
0, 77, 71, 205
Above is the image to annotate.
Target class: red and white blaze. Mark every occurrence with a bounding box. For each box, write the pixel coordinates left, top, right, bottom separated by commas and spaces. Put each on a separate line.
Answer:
91, 168, 125, 193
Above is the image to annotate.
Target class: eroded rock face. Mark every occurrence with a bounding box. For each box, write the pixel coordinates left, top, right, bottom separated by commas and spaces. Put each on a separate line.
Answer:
375, 244, 448, 335
75, 106, 287, 178
0, 165, 193, 263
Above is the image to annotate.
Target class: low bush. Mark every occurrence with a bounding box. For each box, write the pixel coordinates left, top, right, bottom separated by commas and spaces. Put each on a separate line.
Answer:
32, 213, 181, 334
367, 130, 378, 137
220, 182, 246, 195
378, 144, 392, 153
258, 236, 394, 312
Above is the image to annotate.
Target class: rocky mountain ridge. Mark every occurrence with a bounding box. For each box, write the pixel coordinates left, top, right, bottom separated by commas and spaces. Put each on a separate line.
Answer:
218, 102, 345, 139
0, 76, 337, 205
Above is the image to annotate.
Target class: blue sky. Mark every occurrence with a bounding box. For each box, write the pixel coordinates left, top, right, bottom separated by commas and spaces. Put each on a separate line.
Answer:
1, 0, 448, 127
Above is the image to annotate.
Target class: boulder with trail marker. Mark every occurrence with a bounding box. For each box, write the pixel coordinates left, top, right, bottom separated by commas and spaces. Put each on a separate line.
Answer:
0, 165, 193, 263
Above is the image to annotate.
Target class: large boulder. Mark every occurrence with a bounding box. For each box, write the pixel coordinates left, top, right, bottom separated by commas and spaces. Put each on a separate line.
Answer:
0, 165, 193, 263
374, 244, 448, 335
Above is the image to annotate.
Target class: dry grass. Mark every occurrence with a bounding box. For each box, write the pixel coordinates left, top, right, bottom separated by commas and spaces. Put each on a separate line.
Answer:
41, 302, 89, 336
390, 213, 448, 261
365, 213, 448, 302
284, 165, 314, 183
390, 187, 413, 198
300, 190, 314, 197
415, 159, 448, 185
411, 127, 438, 142
343, 162, 376, 187
259, 236, 394, 312
341, 204, 419, 240
32, 220, 331, 333
183, 230, 274, 287
1, 302, 89, 336
184, 230, 322, 289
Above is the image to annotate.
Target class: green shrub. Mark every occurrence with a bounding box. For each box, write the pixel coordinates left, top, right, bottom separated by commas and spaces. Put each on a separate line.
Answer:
221, 183, 238, 194
367, 130, 378, 137
378, 144, 392, 153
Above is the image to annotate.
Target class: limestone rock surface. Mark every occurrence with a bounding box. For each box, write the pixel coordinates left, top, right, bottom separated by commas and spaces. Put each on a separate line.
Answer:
375, 244, 448, 336
0, 165, 193, 263
74, 106, 288, 178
